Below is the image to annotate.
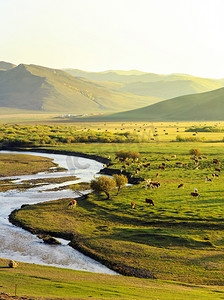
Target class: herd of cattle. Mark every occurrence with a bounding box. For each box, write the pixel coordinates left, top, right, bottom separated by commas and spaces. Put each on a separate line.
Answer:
128, 155, 222, 209
67, 154, 222, 210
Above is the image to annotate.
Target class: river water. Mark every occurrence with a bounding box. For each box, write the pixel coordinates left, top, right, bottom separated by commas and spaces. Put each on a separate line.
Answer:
0, 150, 118, 275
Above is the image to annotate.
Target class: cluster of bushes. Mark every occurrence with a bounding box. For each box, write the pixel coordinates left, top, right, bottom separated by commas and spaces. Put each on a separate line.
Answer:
0, 124, 148, 148
115, 150, 141, 160
185, 126, 224, 132
176, 135, 206, 142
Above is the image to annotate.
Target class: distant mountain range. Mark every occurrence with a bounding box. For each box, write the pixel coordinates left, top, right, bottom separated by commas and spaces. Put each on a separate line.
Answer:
65, 68, 224, 99
0, 61, 223, 118
0, 63, 158, 113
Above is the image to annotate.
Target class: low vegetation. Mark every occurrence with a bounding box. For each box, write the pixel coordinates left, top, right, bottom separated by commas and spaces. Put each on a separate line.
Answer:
176, 135, 206, 142
0, 124, 149, 147
186, 126, 224, 132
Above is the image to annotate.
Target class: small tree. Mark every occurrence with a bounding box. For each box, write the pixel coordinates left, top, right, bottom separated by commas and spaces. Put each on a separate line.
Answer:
90, 176, 116, 199
189, 148, 203, 156
113, 174, 128, 195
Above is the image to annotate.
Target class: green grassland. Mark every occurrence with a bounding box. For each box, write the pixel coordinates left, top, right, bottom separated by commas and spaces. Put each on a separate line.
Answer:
9, 141, 224, 286
1, 258, 223, 300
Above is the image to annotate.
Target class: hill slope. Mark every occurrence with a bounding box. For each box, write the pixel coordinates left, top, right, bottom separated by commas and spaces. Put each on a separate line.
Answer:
97, 87, 224, 121
0, 61, 16, 71
0, 64, 159, 113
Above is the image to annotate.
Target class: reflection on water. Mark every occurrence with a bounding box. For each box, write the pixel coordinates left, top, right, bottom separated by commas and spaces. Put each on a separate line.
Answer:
0, 151, 118, 275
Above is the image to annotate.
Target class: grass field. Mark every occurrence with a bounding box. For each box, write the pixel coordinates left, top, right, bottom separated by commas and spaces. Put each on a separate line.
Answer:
0, 258, 224, 300
31, 120, 224, 142
1, 121, 224, 298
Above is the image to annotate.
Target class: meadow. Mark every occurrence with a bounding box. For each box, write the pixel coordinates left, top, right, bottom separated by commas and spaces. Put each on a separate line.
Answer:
1, 121, 224, 299
1, 258, 223, 300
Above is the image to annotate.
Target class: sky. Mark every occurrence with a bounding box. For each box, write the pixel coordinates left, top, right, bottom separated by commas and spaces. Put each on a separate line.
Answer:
1, 0, 224, 78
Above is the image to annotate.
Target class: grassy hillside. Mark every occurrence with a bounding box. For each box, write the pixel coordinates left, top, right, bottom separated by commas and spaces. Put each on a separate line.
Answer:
95, 87, 224, 121
0, 64, 159, 113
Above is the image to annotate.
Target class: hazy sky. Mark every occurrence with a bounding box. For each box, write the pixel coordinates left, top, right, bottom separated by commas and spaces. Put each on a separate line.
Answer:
1, 0, 224, 78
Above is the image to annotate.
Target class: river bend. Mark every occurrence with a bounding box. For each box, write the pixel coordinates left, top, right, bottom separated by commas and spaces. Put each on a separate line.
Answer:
0, 150, 117, 275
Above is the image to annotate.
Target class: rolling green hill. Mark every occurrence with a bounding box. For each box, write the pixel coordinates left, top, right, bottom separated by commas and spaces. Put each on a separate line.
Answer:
0, 64, 159, 113
94, 87, 224, 121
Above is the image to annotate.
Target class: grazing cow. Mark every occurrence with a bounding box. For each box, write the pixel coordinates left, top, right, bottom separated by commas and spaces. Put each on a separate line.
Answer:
178, 183, 184, 189
68, 199, 77, 209
150, 182, 160, 189
156, 172, 159, 177
159, 165, 165, 170
162, 163, 166, 167
215, 168, 221, 172
213, 159, 220, 164
191, 192, 200, 198
131, 201, 135, 209
145, 198, 155, 206
205, 176, 213, 182
171, 155, 176, 159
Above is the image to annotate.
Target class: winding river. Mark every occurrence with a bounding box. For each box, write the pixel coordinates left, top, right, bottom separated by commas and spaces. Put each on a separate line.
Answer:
0, 150, 118, 275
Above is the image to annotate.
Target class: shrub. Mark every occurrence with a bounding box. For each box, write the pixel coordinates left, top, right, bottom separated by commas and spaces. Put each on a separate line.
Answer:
189, 148, 203, 156
115, 150, 141, 161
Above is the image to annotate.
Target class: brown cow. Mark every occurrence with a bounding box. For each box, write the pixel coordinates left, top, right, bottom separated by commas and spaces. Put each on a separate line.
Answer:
215, 168, 221, 172
68, 199, 77, 209
131, 201, 135, 209
191, 192, 200, 198
213, 159, 220, 164
145, 198, 155, 206
205, 176, 213, 182
159, 165, 165, 170
178, 183, 184, 189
